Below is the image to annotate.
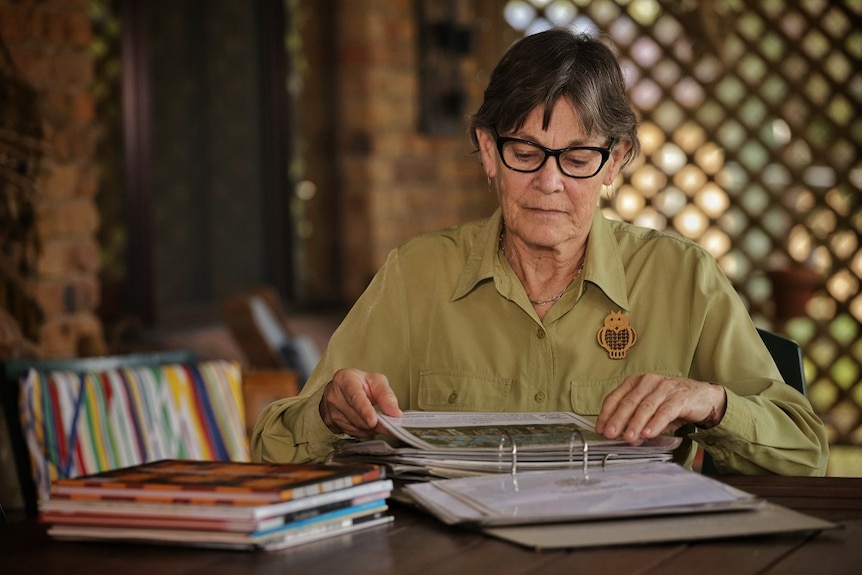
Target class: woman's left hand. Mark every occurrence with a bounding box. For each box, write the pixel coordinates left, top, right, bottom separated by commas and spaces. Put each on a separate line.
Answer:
594, 374, 727, 444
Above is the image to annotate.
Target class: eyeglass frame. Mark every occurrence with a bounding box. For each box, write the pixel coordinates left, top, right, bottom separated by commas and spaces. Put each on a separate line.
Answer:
494, 135, 617, 179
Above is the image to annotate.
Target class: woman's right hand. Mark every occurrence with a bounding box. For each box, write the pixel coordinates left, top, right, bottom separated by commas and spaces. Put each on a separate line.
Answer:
319, 368, 402, 437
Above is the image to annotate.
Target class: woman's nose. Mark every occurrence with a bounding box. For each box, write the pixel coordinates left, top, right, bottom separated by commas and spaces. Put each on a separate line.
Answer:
534, 155, 566, 193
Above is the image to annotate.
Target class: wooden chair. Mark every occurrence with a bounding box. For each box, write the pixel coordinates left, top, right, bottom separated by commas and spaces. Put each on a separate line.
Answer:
700, 328, 807, 475
223, 286, 320, 386
240, 369, 300, 439
0, 349, 256, 519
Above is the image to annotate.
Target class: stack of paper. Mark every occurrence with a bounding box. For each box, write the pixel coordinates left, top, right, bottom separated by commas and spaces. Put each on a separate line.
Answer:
40, 459, 394, 551
404, 461, 763, 526
405, 463, 838, 550
329, 411, 680, 479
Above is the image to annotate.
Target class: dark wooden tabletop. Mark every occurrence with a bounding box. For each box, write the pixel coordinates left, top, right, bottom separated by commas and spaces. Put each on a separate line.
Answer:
2, 475, 861, 575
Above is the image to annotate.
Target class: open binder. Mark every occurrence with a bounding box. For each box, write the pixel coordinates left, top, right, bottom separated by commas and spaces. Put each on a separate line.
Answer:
329, 411, 680, 480
401, 430, 837, 550
403, 429, 763, 527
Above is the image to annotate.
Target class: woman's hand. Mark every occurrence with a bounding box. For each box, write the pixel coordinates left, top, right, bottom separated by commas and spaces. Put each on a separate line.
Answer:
318, 368, 403, 437
594, 374, 727, 444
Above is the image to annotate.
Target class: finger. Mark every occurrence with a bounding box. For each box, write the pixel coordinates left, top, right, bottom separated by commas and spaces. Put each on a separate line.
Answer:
597, 375, 656, 439
634, 378, 722, 437
321, 371, 376, 435
625, 395, 678, 441
323, 370, 399, 438
594, 378, 636, 435
344, 374, 382, 429
366, 373, 402, 418
623, 377, 715, 440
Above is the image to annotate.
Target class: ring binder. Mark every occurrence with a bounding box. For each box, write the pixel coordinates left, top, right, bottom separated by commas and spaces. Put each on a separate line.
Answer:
568, 430, 596, 484
602, 453, 620, 468
497, 431, 518, 490
495, 430, 599, 487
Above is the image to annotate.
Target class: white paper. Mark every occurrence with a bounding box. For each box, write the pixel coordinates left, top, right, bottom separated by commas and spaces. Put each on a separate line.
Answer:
405, 462, 762, 527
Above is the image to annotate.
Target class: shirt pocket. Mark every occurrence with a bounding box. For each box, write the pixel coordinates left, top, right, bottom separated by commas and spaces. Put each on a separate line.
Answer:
418, 370, 512, 411
569, 378, 625, 415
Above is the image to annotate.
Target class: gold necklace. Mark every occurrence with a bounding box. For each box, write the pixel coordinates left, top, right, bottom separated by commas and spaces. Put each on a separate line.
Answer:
498, 226, 583, 306
528, 286, 570, 306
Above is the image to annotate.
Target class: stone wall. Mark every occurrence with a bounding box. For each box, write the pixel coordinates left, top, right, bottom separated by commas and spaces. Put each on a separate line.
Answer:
0, 0, 104, 358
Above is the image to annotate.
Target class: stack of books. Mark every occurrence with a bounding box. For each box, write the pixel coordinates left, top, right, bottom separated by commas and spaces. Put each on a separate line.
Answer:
39, 459, 394, 551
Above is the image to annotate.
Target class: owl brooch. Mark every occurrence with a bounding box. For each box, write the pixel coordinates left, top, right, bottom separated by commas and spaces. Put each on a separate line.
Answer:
597, 311, 637, 359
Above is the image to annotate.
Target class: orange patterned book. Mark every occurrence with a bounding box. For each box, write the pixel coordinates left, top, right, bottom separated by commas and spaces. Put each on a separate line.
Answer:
51, 459, 385, 505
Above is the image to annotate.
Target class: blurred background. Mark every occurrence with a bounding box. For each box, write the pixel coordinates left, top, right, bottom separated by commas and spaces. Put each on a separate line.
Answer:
0, 0, 859, 480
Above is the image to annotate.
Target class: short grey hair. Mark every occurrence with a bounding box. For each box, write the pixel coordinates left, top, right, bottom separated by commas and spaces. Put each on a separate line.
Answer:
469, 29, 640, 168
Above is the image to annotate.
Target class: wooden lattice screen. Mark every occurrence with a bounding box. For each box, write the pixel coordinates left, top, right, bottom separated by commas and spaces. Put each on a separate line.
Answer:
501, 0, 861, 445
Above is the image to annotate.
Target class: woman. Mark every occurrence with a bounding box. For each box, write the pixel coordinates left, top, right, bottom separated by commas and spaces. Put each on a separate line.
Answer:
252, 29, 827, 475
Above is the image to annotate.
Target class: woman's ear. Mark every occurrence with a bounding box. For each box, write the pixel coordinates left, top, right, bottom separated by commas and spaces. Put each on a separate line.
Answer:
475, 128, 498, 179
603, 139, 633, 186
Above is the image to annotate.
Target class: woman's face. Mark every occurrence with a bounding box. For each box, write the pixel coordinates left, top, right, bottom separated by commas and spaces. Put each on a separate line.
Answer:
477, 98, 630, 252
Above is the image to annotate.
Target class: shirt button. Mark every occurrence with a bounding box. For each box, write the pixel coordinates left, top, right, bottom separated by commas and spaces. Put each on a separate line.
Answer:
535, 391, 546, 403
536, 328, 546, 339
448, 392, 458, 404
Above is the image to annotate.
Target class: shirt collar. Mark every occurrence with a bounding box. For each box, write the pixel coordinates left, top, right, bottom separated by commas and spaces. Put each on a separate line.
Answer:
451, 207, 630, 311
582, 208, 630, 311
451, 209, 503, 301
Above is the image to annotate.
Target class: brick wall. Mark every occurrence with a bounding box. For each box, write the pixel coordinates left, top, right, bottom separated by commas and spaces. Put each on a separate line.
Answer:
0, 0, 105, 357
1, 0, 498, 352
334, 0, 496, 301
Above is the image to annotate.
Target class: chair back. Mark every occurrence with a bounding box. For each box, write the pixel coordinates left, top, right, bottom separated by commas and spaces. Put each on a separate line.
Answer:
755, 328, 806, 396
700, 328, 806, 475
1, 350, 250, 519
223, 286, 320, 387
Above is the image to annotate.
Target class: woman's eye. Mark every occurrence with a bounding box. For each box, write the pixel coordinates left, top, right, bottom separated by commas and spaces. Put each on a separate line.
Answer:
562, 152, 594, 168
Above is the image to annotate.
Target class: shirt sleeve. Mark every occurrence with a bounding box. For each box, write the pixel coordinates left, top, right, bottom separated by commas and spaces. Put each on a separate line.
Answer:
251, 385, 339, 463
687, 256, 829, 476
251, 248, 411, 463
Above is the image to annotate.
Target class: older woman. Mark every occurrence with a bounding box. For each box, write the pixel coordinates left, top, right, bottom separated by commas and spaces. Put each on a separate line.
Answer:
252, 29, 827, 475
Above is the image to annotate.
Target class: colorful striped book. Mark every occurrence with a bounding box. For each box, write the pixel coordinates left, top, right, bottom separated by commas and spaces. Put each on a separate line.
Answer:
50, 459, 386, 505
20, 361, 251, 504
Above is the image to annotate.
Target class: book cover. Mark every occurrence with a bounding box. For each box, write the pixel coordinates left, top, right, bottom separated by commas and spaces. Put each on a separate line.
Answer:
50, 459, 385, 504
40, 479, 393, 521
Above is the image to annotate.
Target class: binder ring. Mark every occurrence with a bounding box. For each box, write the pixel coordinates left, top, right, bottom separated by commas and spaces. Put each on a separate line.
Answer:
497, 430, 518, 477
568, 429, 590, 482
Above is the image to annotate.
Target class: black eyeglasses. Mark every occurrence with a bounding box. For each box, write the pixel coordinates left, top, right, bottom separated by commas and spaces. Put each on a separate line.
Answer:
496, 136, 615, 179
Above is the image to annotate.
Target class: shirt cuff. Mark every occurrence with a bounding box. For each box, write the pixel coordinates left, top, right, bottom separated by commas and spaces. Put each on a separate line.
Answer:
692, 389, 753, 454
298, 384, 346, 458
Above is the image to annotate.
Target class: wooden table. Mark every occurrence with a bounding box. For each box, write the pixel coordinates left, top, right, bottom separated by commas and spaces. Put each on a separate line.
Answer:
2, 476, 860, 575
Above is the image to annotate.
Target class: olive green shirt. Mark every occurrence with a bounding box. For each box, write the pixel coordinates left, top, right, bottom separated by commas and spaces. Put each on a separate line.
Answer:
252, 208, 828, 475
